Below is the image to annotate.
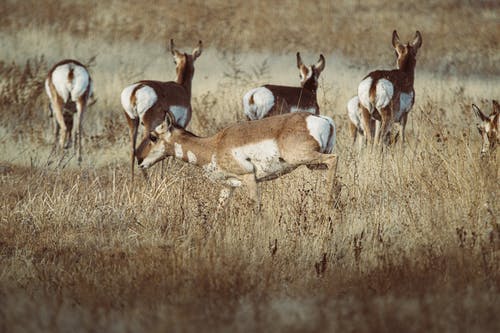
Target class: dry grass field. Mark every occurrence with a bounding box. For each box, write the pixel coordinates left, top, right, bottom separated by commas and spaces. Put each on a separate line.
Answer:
1, 0, 499, 332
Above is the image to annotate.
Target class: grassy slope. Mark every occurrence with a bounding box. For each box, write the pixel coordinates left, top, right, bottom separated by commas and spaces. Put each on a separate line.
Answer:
0, 0, 499, 332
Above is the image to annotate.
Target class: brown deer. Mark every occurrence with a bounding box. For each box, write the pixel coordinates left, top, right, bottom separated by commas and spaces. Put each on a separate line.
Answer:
121, 39, 202, 179
472, 100, 499, 156
243, 53, 325, 120
358, 30, 422, 146
136, 112, 337, 210
45, 59, 94, 163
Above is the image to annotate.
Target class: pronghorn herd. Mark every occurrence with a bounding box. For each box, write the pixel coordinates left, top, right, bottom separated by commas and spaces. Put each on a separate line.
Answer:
44, 31, 498, 208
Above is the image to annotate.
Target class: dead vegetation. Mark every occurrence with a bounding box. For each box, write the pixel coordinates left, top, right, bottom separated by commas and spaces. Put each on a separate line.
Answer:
0, 0, 499, 332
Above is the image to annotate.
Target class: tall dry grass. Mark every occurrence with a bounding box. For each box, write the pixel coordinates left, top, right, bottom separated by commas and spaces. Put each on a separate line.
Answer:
0, 0, 499, 332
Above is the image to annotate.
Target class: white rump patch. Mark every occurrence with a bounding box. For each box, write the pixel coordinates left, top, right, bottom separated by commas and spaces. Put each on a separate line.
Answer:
306, 115, 336, 153
121, 84, 157, 120
51, 63, 90, 104
134, 86, 157, 120
174, 143, 183, 159
187, 151, 197, 164
290, 106, 317, 114
374, 79, 394, 110
231, 139, 287, 178
243, 87, 275, 120
347, 96, 361, 129
357, 77, 372, 112
120, 83, 140, 119
169, 105, 189, 128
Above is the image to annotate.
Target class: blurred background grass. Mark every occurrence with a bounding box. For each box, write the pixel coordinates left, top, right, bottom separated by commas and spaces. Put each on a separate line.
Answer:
0, 1, 499, 332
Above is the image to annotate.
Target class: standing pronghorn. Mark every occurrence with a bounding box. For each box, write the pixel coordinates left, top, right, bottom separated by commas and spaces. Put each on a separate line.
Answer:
121, 39, 203, 178
472, 100, 499, 156
45, 59, 94, 163
135, 112, 337, 210
243, 53, 325, 120
358, 30, 422, 146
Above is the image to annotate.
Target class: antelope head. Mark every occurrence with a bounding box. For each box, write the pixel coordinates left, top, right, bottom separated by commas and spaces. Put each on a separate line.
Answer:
296, 52, 325, 91
170, 39, 203, 85
472, 101, 500, 156
392, 30, 422, 71
136, 112, 176, 168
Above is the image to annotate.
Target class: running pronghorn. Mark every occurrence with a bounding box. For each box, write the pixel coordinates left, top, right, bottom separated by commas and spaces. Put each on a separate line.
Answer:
472, 100, 499, 156
136, 112, 337, 210
121, 39, 203, 178
243, 53, 325, 120
347, 95, 378, 147
357, 30, 422, 146
45, 59, 94, 164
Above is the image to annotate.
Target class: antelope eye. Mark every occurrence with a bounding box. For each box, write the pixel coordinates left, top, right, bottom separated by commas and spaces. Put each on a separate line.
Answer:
149, 134, 158, 142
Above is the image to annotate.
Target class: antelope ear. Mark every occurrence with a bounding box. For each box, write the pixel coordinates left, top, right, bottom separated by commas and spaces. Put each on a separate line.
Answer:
165, 111, 175, 130
472, 104, 488, 122
296, 52, 303, 69
170, 39, 183, 58
192, 40, 203, 60
314, 54, 326, 73
392, 30, 401, 49
411, 31, 423, 49
169, 39, 175, 55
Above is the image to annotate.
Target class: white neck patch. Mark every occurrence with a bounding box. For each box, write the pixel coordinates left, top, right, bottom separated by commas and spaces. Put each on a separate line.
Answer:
174, 142, 183, 159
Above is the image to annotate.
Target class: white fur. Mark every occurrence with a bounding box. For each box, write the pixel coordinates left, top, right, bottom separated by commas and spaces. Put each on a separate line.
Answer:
358, 77, 372, 112
358, 78, 394, 113
231, 139, 290, 179
243, 87, 275, 120
120, 84, 157, 120
300, 66, 313, 84
120, 83, 139, 119
50, 63, 90, 103
306, 115, 336, 153
174, 143, 183, 159
375, 79, 394, 110
396, 91, 414, 121
290, 106, 317, 114
347, 96, 362, 131
170, 105, 189, 128
187, 150, 197, 164
44, 79, 52, 100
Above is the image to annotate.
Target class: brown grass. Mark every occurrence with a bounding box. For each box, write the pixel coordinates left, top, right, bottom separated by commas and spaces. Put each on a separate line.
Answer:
0, 1, 499, 332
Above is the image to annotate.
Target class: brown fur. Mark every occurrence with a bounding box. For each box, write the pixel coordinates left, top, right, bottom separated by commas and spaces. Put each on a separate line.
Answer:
46, 59, 92, 163
472, 100, 500, 155
124, 40, 202, 179
246, 53, 325, 119
136, 112, 337, 209
359, 30, 422, 146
